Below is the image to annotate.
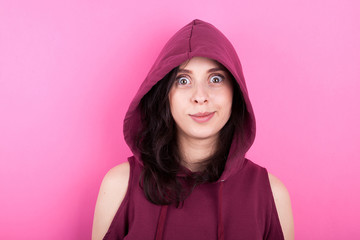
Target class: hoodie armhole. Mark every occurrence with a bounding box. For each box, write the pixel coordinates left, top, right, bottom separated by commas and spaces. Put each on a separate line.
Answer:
264, 170, 285, 239
103, 157, 135, 239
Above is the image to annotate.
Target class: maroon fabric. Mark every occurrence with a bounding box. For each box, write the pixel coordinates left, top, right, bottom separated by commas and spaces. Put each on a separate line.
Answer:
103, 19, 284, 239
217, 181, 224, 240
155, 205, 168, 240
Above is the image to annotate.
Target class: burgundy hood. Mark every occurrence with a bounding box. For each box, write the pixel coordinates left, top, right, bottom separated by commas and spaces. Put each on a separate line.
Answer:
123, 19, 256, 181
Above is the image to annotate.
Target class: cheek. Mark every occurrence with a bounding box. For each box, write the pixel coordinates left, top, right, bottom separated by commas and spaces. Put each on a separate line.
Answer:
169, 90, 184, 118
217, 88, 233, 110
168, 88, 175, 108
220, 90, 233, 121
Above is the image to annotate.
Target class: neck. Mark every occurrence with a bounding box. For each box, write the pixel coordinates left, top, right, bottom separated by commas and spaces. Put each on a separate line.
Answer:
177, 133, 218, 172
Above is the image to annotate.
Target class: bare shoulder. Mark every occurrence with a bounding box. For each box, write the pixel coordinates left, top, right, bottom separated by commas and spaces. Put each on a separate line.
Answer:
102, 162, 130, 189
268, 173, 294, 240
92, 162, 130, 240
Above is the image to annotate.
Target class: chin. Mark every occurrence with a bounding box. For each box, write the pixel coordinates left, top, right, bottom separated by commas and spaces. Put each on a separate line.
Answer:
188, 130, 219, 141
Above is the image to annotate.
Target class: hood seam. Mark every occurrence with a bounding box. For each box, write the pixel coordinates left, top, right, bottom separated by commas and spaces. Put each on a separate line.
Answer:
188, 20, 195, 54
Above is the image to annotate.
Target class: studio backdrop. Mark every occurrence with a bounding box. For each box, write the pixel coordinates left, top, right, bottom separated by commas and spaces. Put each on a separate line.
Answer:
0, 0, 359, 239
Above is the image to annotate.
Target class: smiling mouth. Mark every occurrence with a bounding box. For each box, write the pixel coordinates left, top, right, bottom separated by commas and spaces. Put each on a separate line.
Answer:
189, 112, 215, 123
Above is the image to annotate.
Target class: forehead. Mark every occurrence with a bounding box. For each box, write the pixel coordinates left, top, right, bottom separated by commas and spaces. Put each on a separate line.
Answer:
178, 56, 226, 71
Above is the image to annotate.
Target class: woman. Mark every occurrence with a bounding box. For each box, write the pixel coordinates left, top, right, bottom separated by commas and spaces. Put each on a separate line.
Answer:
92, 19, 294, 240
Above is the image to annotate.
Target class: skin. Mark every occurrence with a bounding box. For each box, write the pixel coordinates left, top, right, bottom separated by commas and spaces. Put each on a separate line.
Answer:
92, 57, 294, 240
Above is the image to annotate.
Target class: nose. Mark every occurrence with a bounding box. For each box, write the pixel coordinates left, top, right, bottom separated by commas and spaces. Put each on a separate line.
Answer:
191, 84, 208, 104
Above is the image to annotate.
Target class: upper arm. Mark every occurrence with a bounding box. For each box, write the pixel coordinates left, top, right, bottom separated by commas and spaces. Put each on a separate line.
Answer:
92, 162, 130, 240
268, 173, 294, 240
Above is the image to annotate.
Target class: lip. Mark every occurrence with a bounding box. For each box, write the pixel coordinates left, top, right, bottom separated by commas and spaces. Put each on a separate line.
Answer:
189, 112, 215, 123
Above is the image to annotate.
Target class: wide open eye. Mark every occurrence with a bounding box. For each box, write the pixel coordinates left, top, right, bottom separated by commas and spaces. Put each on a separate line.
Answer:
210, 75, 224, 83
176, 76, 191, 85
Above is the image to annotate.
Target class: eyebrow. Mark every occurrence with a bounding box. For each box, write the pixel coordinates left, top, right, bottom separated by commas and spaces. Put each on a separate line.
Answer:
177, 66, 227, 74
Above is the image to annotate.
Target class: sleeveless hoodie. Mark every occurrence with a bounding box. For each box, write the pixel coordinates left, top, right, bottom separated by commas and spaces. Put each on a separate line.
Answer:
103, 19, 284, 240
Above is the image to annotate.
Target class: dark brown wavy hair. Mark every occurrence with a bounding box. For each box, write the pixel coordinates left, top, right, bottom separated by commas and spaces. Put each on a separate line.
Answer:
136, 63, 247, 206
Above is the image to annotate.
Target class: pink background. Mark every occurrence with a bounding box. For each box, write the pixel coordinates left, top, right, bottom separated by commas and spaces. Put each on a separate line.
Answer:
1, 0, 359, 239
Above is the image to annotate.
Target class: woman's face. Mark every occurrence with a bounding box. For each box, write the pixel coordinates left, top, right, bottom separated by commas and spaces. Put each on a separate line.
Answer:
168, 56, 233, 142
